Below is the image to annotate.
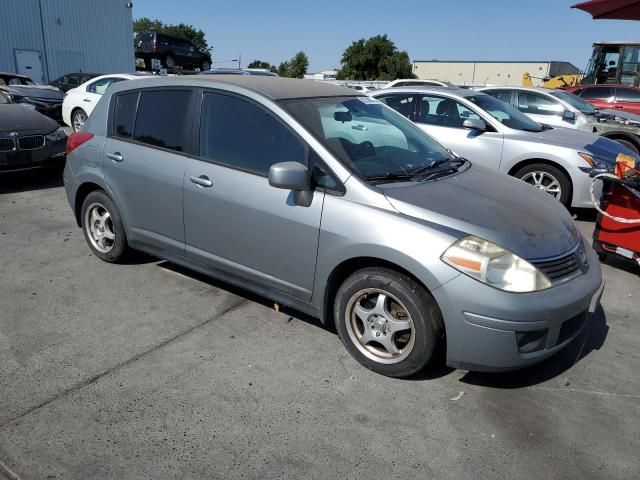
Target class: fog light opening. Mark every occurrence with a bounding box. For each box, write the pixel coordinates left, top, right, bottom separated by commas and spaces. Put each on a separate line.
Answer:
516, 329, 548, 354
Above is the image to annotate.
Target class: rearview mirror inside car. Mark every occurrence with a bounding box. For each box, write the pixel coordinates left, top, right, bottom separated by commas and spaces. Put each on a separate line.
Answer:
268, 162, 311, 191
334, 111, 352, 123
463, 118, 486, 130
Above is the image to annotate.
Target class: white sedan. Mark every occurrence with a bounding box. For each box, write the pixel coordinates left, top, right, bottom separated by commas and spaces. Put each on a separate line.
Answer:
62, 74, 143, 131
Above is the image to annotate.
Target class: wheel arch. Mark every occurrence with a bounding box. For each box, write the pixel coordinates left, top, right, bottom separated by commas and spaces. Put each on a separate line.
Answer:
73, 182, 104, 227
599, 131, 640, 153
321, 256, 441, 332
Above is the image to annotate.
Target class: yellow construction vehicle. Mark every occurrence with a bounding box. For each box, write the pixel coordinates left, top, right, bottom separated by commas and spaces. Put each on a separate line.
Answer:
522, 72, 581, 88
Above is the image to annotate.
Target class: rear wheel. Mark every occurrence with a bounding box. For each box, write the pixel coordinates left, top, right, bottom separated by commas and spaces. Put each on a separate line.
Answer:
165, 55, 176, 68
71, 108, 87, 132
514, 163, 572, 207
81, 191, 129, 263
334, 267, 443, 378
200, 60, 211, 71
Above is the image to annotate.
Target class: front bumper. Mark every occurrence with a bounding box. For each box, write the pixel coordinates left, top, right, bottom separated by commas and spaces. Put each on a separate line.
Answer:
432, 245, 603, 372
0, 137, 66, 173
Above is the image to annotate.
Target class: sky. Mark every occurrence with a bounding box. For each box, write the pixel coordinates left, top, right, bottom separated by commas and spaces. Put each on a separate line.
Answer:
133, 0, 640, 73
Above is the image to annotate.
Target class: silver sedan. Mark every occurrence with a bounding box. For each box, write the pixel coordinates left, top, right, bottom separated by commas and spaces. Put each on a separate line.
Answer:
371, 87, 633, 208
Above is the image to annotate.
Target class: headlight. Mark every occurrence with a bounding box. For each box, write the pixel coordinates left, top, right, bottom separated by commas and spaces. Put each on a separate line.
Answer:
442, 235, 552, 292
578, 152, 613, 172
46, 127, 67, 142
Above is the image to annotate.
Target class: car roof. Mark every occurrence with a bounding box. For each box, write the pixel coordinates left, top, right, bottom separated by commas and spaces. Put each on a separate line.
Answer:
0, 72, 31, 79
374, 86, 479, 98
571, 84, 639, 89
479, 86, 558, 93
109, 75, 359, 100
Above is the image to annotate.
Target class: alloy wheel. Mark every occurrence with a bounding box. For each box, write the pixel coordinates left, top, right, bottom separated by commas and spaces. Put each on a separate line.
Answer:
520, 171, 562, 199
345, 288, 415, 364
72, 111, 87, 132
84, 202, 115, 253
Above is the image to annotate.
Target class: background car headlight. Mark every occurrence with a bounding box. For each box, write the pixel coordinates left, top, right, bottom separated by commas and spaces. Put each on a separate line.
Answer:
46, 127, 67, 142
442, 235, 552, 292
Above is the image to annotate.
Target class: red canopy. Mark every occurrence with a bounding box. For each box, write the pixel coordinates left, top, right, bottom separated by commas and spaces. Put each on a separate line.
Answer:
572, 0, 640, 20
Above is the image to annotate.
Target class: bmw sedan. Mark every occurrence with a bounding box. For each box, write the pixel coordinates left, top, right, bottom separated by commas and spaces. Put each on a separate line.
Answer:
371, 87, 634, 208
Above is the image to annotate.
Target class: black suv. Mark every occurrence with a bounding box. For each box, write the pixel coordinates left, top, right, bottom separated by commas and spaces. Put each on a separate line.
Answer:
135, 32, 211, 71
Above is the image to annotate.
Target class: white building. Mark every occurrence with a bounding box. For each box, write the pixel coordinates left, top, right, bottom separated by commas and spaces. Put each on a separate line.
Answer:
412, 60, 581, 87
0, 0, 135, 84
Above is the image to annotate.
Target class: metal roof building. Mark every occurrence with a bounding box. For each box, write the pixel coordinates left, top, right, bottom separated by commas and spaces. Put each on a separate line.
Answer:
412, 60, 581, 87
0, 0, 134, 84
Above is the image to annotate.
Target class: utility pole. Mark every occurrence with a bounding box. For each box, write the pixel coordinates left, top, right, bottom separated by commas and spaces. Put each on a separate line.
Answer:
238, 54, 241, 69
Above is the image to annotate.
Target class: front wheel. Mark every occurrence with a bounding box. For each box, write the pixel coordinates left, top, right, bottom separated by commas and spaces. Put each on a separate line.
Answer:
514, 163, 572, 207
165, 55, 176, 68
611, 138, 639, 154
200, 60, 211, 71
334, 267, 443, 378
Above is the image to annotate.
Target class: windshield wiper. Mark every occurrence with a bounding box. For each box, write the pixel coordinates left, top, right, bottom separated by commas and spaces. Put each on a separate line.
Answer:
366, 172, 415, 183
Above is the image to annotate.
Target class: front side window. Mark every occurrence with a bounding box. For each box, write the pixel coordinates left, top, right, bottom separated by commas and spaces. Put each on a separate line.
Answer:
133, 90, 192, 152
199, 92, 306, 174
467, 94, 543, 132
87, 77, 117, 95
517, 92, 563, 116
280, 96, 453, 180
579, 87, 614, 100
412, 95, 480, 128
616, 87, 640, 102
376, 93, 417, 119
483, 89, 512, 105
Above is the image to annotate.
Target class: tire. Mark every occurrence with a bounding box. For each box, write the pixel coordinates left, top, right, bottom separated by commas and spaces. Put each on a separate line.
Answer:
513, 163, 572, 207
80, 191, 129, 263
165, 55, 176, 68
71, 108, 87, 132
200, 60, 211, 71
611, 138, 638, 154
334, 267, 443, 378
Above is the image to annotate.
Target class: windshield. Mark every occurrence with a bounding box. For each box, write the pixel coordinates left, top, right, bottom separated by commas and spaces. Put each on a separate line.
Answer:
548, 90, 598, 115
280, 96, 453, 181
0, 75, 36, 86
467, 94, 543, 132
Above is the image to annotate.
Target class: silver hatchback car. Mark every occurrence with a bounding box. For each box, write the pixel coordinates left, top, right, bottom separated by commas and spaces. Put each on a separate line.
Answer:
63, 76, 603, 377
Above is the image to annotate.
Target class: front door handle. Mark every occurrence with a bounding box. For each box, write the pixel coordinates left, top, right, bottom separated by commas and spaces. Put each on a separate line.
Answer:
614, 105, 624, 109
190, 175, 213, 188
83, 98, 92, 102
107, 152, 123, 162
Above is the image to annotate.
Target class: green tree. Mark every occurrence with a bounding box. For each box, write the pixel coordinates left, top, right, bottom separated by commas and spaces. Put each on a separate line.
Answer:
277, 61, 290, 77
247, 60, 278, 73
133, 17, 211, 53
337, 35, 414, 81
287, 51, 309, 79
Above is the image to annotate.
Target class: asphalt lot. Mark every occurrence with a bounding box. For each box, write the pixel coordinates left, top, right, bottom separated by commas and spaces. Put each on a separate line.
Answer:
0, 169, 639, 480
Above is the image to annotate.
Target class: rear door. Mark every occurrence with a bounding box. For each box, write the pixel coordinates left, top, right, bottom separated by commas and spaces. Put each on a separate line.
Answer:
613, 87, 640, 115
183, 91, 324, 300
103, 88, 196, 255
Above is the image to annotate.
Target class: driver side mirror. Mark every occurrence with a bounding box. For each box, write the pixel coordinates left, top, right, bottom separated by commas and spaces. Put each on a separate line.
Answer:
562, 110, 576, 121
268, 162, 311, 191
463, 118, 486, 131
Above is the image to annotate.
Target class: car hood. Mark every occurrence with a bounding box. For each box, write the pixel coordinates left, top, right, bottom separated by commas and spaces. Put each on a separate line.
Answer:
379, 164, 579, 260
513, 126, 629, 160
0, 84, 63, 101
0, 104, 59, 134
598, 108, 640, 123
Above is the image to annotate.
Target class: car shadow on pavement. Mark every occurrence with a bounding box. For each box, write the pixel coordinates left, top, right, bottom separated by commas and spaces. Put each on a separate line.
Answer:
0, 169, 63, 194
157, 261, 326, 331
458, 305, 609, 389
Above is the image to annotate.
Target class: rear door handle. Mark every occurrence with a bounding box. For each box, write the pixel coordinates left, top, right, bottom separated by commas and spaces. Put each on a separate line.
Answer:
190, 175, 213, 188
107, 152, 123, 162
614, 105, 624, 109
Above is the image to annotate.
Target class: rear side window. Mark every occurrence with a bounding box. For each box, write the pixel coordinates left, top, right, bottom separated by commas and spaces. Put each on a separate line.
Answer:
133, 90, 192, 152
199, 92, 306, 174
113, 92, 139, 139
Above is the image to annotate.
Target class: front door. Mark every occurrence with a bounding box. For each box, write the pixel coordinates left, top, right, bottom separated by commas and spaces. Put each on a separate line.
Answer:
515, 90, 568, 128
103, 88, 195, 255
184, 92, 323, 300
413, 94, 504, 170
14, 50, 44, 84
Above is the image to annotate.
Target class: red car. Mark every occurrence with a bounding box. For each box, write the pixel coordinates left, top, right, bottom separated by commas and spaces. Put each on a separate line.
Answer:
566, 84, 640, 115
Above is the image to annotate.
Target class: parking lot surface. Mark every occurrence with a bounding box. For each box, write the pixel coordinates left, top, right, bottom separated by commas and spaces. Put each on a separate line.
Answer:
1, 171, 639, 480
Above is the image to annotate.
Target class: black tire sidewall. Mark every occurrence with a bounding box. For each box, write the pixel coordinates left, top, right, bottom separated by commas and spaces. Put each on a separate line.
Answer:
334, 268, 442, 378
81, 191, 128, 263
165, 55, 175, 68
515, 163, 572, 207
613, 138, 638, 154
72, 109, 86, 132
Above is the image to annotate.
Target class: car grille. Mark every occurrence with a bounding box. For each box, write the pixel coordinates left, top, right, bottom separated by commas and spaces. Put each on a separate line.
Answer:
557, 311, 588, 345
0, 138, 16, 152
530, 248, 585, 284
17, 135, 45, 150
